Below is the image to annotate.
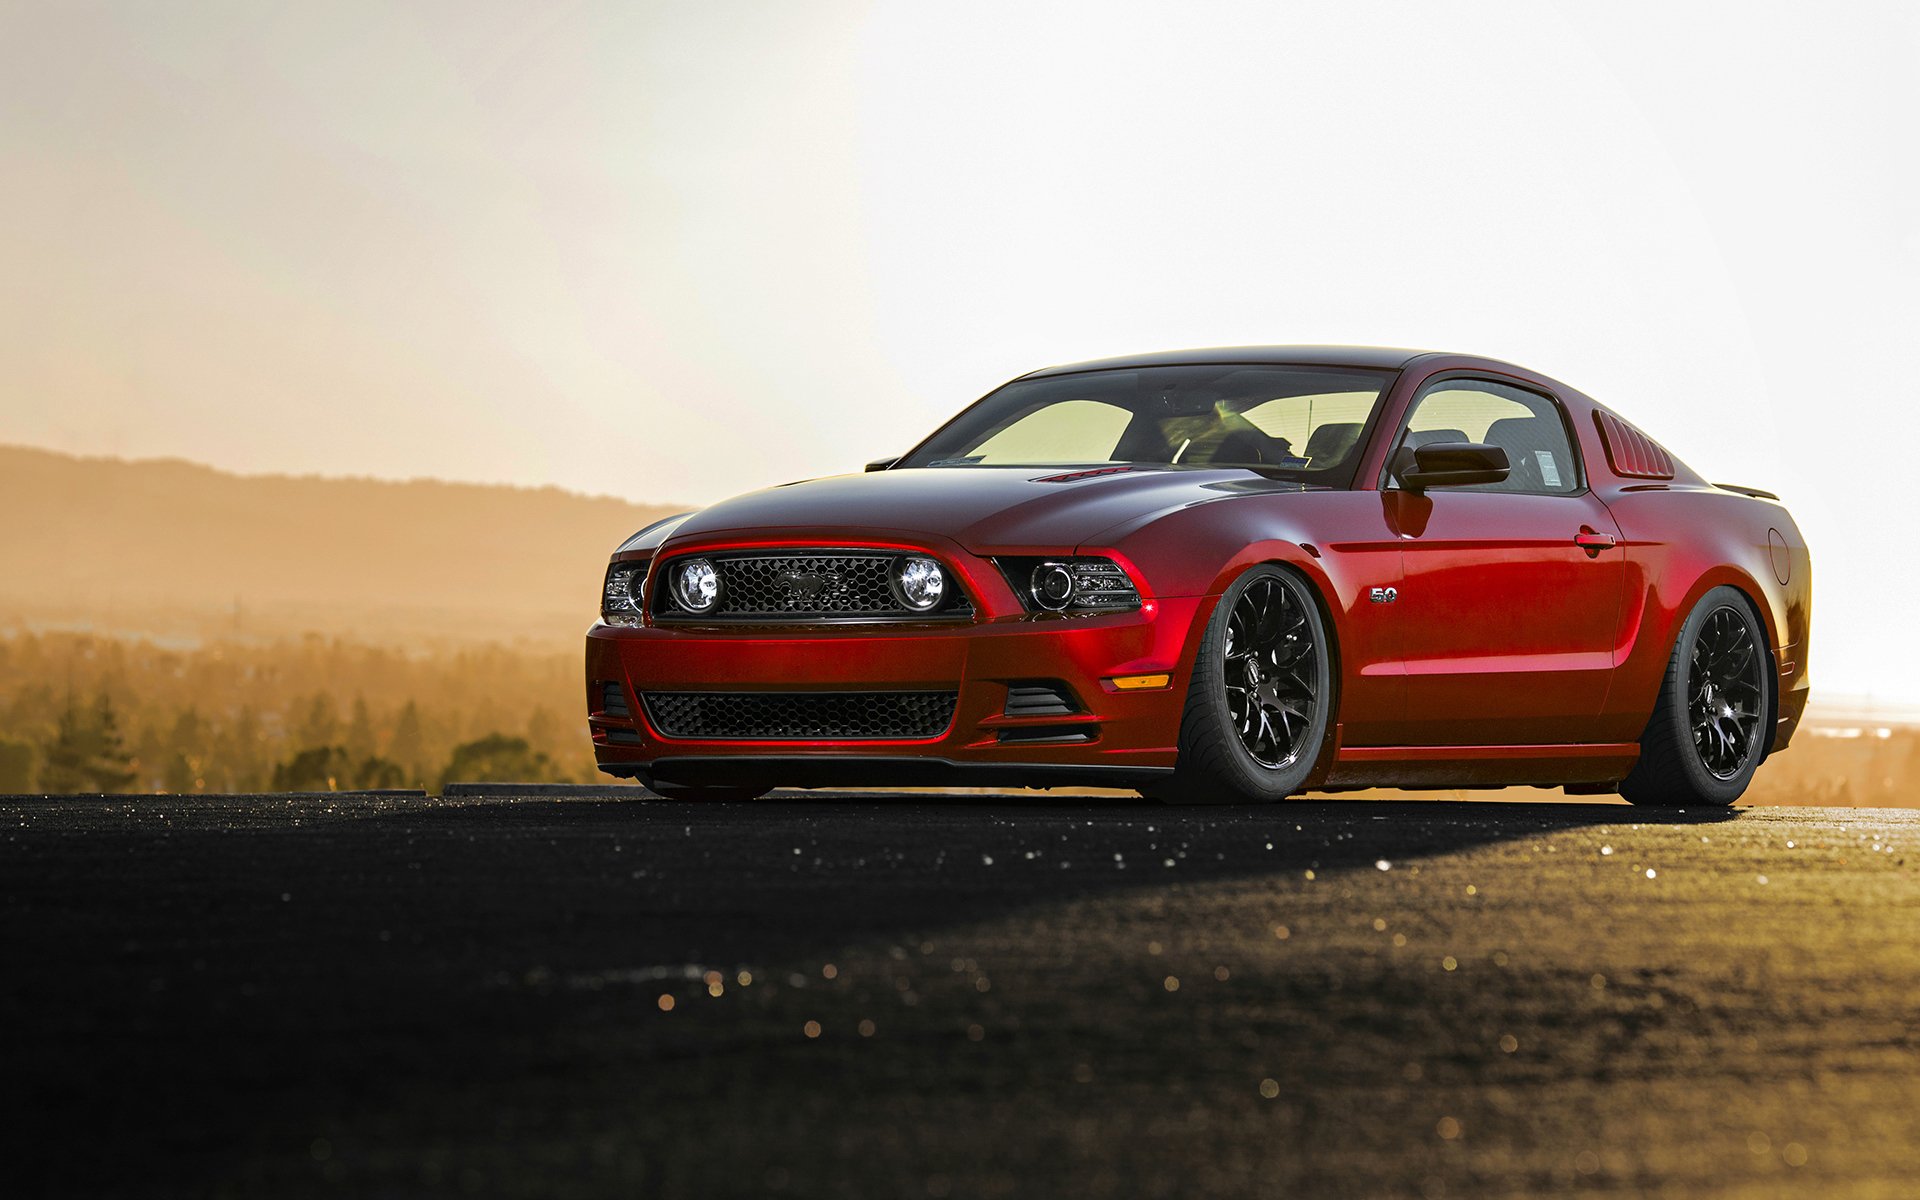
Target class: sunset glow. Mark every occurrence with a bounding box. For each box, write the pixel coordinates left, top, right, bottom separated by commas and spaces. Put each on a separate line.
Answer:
2, 1, 1914, 700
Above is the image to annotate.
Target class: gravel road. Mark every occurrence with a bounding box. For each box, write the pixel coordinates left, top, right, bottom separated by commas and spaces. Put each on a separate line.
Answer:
5, 792, 1916, 1198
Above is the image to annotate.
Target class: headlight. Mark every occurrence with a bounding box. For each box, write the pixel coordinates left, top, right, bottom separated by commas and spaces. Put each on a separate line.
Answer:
601, 562, 647, 627
995, 556, 1143, 615
671, 558, 722, 613
889, 555, 946, 611
1031, 562, 1076, 610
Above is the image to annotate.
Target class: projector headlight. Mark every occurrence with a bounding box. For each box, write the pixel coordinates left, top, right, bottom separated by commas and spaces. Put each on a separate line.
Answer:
889, 555, 947, 611
601, 562, 647, 627
996, 556, 1143, 615
671, 558, 722, 613
1031, 562, 1076, 610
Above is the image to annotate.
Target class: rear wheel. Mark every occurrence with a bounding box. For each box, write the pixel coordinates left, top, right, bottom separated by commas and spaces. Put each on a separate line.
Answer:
1154, 565, 1333, 805
1620, 586, 1771, 807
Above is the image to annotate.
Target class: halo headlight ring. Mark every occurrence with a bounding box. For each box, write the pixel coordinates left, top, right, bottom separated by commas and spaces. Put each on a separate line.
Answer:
1030, 562, 1077, 611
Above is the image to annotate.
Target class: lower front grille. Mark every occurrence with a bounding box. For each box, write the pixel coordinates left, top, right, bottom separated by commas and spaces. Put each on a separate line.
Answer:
642, 691, 959, 741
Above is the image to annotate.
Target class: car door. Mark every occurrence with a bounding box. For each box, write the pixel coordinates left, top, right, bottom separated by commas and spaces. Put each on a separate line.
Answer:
1383, 376, 1625, 746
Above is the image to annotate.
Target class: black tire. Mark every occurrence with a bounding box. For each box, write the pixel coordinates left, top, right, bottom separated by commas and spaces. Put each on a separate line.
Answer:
1620, 585, 1772, 807
1154, 565, 1335, 805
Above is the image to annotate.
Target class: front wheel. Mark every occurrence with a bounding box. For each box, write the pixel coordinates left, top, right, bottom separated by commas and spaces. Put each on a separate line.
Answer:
1155, 565, 1334, 805
1620, 586, 1772, 807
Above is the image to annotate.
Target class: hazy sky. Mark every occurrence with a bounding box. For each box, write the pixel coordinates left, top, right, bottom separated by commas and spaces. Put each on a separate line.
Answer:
2, 1, 1915, 701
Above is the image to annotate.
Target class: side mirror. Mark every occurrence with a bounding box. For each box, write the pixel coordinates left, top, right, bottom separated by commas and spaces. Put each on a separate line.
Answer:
865, 456, 899, 473
1396, 441, 1509, 491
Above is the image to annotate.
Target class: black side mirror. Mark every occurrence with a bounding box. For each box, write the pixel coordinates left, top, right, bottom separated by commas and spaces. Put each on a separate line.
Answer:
865, 457, 899, 473
1396, 441, 1509, 491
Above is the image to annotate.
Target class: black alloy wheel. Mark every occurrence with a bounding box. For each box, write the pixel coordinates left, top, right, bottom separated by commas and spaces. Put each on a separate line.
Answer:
1157, 565, 1334, 805
1689, 605, 1766, 780
1223, 573, 1320, 770
1621, 585, 1772, 807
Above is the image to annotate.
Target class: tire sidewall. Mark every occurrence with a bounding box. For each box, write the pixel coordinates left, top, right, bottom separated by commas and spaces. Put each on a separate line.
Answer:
1660, 585, 1773, 803
1190, 565, 1334, 800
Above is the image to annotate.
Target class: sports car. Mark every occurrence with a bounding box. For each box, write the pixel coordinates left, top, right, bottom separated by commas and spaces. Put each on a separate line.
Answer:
587, 347, 1809, 806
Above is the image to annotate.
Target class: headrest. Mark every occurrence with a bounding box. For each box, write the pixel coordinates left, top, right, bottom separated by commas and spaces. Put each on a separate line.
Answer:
1304, 422, 1362, 463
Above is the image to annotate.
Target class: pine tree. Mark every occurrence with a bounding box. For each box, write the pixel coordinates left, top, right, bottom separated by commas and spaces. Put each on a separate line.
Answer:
39, 698, 92, 794
296, 693, 339, 749
388, 701, 425, 785
163, 707, 207, 793
344, 695, 377, 763
86, 694, 137, 793
34, 694, 137, 794
227, 705, 267, 792
169, 707, 207, 760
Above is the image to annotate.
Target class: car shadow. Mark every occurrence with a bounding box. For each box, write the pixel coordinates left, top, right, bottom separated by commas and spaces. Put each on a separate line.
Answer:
311, 791, 1741, 969
4, 792, 1745, 1195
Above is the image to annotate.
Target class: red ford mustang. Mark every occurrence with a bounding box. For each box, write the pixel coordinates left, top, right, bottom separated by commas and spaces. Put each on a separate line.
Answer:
587, 347, 1810, 806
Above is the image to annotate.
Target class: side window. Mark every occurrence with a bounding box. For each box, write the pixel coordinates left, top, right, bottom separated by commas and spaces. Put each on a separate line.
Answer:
1394, 379, 1580, 495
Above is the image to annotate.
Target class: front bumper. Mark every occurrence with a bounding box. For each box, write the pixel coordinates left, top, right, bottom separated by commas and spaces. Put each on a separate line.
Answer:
584, 598, 1207, 790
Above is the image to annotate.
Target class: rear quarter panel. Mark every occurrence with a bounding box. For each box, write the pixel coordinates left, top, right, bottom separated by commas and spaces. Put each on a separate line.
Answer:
1598, 485, 1811, 750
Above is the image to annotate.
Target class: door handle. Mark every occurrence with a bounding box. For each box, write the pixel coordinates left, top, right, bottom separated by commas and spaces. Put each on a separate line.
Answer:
1574, 529, 1617, 555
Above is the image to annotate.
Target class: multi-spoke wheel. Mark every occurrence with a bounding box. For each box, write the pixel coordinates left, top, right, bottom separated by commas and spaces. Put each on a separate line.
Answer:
1222, 574, 1320, 770
1155, 565, 1333, 805
1621, 586, 1772, 806
1689, 606, 1765, 779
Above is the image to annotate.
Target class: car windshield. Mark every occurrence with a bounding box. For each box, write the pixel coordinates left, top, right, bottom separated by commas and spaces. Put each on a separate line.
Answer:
899, 364, 1395, 485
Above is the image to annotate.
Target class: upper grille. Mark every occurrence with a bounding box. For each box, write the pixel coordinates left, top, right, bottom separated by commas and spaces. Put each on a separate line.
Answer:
642, 691, 959, 740
652, 550, 972, 621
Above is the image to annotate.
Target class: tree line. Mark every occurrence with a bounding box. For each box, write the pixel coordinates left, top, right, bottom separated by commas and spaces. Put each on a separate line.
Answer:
0, 632, 599, 794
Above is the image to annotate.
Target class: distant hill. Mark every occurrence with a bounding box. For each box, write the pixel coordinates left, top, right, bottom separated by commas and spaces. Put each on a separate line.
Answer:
0, 445, 686, 647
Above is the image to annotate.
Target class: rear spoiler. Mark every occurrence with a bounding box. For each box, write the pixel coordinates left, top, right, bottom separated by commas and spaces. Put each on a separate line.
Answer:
1714, 483, 1779, 501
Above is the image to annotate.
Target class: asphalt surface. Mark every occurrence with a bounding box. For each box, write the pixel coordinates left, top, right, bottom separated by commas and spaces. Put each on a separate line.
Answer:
5, 793, 1917, 1199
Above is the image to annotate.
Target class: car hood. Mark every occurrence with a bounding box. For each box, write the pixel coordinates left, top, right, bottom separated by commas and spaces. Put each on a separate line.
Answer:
659, 467, 1308, 552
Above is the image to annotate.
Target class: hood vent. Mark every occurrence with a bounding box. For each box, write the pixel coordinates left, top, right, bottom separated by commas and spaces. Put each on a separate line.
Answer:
1034, 466, 1138, 483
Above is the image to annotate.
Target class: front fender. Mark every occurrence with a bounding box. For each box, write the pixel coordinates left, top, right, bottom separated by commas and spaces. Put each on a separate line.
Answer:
1092, 490, 1407, 746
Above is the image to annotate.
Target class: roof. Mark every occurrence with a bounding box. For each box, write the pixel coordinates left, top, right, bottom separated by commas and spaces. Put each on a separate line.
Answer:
1021, 345, 1438, 378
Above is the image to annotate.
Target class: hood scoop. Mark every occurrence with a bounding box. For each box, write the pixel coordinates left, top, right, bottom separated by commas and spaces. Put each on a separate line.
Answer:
1033, 466, 1148, 483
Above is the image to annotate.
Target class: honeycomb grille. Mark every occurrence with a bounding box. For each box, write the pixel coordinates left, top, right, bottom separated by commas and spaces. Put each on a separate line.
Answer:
642, 691, 959, 740
653, 551, 971, 620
